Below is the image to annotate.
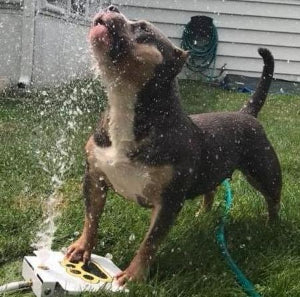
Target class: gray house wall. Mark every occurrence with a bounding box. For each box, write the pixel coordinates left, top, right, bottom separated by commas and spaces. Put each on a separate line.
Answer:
114, 0, 300, 82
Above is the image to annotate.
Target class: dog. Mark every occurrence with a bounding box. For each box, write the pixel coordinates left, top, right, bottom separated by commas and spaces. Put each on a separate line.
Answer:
66, 5, 282, 285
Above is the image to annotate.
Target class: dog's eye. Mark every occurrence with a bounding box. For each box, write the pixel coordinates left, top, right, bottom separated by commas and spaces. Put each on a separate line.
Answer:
136, 34, 155, 44
139, 22, 148, 31
133, 21, 150, 33
132, 21, 155, 44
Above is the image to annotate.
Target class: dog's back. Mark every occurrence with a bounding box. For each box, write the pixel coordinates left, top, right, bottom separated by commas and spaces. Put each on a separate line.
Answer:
188, 49, 280, 218
189, 111, 280, 195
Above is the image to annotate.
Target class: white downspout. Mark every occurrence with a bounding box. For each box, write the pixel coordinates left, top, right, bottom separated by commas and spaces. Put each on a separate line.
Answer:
18, 0, 36, 87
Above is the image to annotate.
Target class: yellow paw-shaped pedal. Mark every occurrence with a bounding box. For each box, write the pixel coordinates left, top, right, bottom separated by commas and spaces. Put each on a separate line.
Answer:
61, 258, 113, 284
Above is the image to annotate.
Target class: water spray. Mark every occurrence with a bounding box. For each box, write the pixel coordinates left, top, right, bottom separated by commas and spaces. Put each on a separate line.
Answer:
0, 89, 126, 296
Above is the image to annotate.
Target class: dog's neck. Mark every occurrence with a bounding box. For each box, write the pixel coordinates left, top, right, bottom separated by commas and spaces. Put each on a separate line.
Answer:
106, 82, 138, 150
105, 77, 183, 150
134, 77, 184, 139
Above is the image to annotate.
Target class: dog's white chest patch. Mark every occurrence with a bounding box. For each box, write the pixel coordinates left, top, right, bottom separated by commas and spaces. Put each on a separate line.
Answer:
89, 84, 172, 204
93, 146, 153, 202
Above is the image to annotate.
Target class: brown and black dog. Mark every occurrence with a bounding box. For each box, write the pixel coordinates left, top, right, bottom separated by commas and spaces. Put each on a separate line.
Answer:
66, 5, 281, 285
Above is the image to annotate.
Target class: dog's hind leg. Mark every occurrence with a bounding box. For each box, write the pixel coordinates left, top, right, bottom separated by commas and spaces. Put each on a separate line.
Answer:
202, 191, 216, 212
195, 191, 216, 217
240, 145, 282, 222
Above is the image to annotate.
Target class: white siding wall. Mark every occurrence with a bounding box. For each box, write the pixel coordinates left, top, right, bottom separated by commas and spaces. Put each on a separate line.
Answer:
0, 0, 104, 87
113, 0, 300, 81
32, 14, 90, 86
31, 0, 104, 86
0, 7, 23, 83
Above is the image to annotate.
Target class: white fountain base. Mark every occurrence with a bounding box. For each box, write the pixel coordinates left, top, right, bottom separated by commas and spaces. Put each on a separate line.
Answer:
22, 250, 126, 297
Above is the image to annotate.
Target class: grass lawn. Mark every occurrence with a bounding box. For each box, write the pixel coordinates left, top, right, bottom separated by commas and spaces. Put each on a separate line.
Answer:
0, 79, 299, 297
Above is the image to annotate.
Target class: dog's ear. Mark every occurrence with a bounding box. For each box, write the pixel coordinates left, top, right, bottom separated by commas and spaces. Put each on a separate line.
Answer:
172, 47, 189, 74
157, 47, 188, 80
174, 48, 189, 64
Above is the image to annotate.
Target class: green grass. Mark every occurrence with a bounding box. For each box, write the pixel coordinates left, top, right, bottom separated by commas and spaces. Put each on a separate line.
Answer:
0, 79, 299, 297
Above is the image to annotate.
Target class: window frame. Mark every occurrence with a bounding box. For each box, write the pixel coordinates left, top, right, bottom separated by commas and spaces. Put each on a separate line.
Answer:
39, 0, 92, 21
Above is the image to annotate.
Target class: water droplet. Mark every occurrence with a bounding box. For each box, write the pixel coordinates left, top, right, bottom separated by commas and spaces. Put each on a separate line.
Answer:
129, 233, 136, 242
105, 253, 113, 260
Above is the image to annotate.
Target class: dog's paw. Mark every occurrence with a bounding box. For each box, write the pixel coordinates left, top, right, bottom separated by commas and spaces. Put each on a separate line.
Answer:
65, 236, 93, 263
115, 261, 147, 285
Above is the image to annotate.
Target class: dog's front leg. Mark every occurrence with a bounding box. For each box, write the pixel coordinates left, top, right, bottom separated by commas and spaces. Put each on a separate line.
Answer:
66, 166, 107, 263
116, 198, 183, 285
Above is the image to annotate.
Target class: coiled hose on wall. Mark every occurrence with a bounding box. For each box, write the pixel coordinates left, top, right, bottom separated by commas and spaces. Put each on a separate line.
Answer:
181, 16, 225, 79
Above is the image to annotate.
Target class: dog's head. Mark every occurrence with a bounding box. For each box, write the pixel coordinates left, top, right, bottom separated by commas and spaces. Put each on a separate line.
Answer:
89, 5, 188, 86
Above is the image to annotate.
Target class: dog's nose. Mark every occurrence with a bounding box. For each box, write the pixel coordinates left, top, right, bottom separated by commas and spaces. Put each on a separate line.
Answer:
107, 5, 119, 13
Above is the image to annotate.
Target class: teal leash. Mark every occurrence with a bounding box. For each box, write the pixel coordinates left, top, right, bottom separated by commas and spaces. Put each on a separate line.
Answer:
216, 179, 261, 297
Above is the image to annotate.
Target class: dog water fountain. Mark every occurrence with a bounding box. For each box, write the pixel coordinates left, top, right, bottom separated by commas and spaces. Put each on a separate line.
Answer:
0, 250, 126, 296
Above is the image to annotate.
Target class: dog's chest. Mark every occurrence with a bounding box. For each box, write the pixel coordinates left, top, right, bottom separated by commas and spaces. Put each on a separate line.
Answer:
99, 87, 149, 200
90, 85, 172, 205
93, 145, 155, 203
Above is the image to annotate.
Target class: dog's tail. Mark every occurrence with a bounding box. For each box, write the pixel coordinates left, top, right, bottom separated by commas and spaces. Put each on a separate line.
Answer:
239, 48, 274, 118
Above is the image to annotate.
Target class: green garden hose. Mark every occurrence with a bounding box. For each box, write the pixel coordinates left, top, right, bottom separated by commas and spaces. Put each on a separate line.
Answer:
0, 281, 31, 294
181, 16, 225, 80
216, 180, 261, 297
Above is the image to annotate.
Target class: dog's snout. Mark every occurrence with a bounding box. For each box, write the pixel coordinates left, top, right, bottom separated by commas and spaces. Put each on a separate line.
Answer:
107, 5, 119, 13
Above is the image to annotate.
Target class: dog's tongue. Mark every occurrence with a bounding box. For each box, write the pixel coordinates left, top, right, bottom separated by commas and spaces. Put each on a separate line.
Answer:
89, 24, 110, 47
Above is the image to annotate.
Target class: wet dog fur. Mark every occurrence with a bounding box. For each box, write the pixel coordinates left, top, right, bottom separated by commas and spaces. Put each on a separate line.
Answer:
66, 5, 282, 285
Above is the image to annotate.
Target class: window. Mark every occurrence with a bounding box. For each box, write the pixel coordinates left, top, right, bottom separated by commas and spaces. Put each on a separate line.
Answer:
71, 0, 86, 15
41, 0, 109, 19
47, 0, 68, 10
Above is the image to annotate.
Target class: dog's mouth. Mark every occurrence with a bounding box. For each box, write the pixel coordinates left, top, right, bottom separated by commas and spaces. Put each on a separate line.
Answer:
89, 7, 132, 62
89, 15, 111, 49
93, 18, 108, 36
94, 17, 106, 27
